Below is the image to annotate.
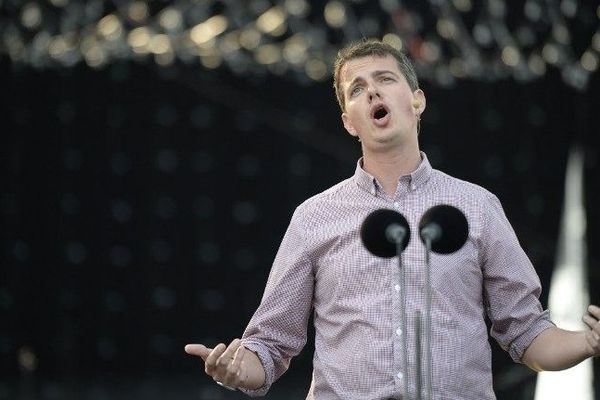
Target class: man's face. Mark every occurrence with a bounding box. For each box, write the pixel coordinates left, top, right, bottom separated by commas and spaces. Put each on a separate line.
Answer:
339, 54, 424, 150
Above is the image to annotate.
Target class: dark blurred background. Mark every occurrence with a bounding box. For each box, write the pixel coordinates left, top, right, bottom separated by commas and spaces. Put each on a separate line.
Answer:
1, 0, 599, 399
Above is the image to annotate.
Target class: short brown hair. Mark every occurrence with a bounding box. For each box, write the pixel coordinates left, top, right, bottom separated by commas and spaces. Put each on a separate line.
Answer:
333, 39, 419, 112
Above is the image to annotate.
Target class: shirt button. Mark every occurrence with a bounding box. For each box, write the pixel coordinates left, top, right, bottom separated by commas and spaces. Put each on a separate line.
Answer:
396, 328, 402, 336
411, 185, 416, 191
394, 284, 400, 292
393, 201, 400, 208
397, 372, 403, 379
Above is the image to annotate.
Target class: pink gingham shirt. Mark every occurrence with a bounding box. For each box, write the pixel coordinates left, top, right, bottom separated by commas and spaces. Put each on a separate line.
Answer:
241, 153, 553, 399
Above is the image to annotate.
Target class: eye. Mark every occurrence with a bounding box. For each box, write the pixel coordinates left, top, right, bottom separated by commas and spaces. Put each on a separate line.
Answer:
381, 76, 394, 82
350, 86, 363, 97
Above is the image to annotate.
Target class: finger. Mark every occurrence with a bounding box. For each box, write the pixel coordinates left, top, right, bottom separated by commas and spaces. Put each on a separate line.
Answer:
216, 339, 241, 368
215, 339, 242, 385
184, 344, 212, 362
223, 345, 247, 386
205, 343, 227, 375
211, 339, 241, 382
232, 344, 247, 369
238, 360, 247, 384
583, 314, 599, 331
588, 305, 600, 319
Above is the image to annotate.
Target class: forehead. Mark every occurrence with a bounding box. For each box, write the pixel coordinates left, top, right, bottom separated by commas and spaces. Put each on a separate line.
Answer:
339, 54, 402, 86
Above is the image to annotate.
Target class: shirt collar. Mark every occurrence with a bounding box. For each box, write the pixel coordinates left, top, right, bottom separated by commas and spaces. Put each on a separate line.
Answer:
354, 151, 433, 196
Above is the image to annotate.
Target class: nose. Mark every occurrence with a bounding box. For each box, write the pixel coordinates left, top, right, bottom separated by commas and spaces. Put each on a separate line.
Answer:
367, 85, 380, 102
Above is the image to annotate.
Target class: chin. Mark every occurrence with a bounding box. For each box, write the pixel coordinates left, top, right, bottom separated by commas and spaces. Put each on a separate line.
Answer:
365, 137, 398, 150
373, 131, 400, 143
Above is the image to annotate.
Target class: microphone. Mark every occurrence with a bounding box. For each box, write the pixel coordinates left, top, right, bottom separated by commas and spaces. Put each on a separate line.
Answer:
418, 204, 469, 254
360, 209, 410, 258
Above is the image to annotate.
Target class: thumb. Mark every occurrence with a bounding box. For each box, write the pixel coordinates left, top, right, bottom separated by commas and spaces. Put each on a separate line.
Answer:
184, 344, 212, 361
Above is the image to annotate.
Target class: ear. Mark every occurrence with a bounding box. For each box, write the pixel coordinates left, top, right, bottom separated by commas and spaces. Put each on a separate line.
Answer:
342, 113, 358, 138
413, 89, 426, 114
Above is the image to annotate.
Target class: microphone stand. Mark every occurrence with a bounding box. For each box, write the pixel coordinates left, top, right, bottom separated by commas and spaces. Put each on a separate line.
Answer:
417, 205, 469, 400
423, 238, 433, 400
391, 225, 427, 400
365, 210, 412, 400
395, 239, 410, 400
415, 311, 423, 400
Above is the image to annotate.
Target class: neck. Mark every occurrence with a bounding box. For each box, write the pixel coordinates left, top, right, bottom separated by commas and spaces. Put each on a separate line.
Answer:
361, 144, 421, 197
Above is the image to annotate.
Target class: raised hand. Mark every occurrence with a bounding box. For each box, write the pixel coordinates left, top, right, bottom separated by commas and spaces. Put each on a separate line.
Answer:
582, 305, 600, 357
185, 338, 265, 391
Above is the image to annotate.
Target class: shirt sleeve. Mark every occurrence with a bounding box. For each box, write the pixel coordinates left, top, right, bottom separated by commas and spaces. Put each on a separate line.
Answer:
480, 193, 555, 363
239, 206, 314, 397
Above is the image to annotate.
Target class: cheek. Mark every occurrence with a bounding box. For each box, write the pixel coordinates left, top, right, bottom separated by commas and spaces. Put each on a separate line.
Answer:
396, 99, 416, 119
353, 113, 370, 129
346, 105, 365, 124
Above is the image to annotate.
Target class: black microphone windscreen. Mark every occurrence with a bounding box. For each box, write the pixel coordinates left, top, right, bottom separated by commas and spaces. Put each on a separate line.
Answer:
360, 209, 410, 258
418, 205, 468, 254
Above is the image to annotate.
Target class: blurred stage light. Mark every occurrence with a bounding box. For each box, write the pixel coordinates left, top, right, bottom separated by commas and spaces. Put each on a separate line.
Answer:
199, 288, 225, 312
382, 33, 402, 50
152, 287, 176, 310
17, 347, 38, 372
61, 193, 81, 215
108, 245, 132, 267
150, 239, 172, 263
127, 1, 148, 23
111, 199, 132, 223
151, 334, 173, 355
20, 3, 42, 30
501, 45, 520, 67
233, 247, 257, 271
255, 43, 281, 65
158, 7, 183, 32
581, 50, 599, 72
324, 1, 347, 29
256, 6, 287, 37
237, 155, 261, 178
193, 196, 215, 219
156, 149, 179, 173
65, 241, 87, 264
103, 290, 126, 312
0, 289, 13, 314
49, 0, 69, 7
11, 240, 30, 263
198, 241, 220, 264
190, 15, 228, 45
232, 201, 257, 225
97, 337, 117, 360
110, 153, 132, 176
289, 152, 311, 177
1, 0, 597, 89
156, 196, 177, 220
305, 58, 328, 81
528, 53, 547, 76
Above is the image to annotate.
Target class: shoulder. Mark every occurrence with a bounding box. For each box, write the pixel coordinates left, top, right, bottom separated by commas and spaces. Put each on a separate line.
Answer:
431, 169, 499, 205
286, 177, 357, 233
429, 169, 506, 236
295, 177, 355, 213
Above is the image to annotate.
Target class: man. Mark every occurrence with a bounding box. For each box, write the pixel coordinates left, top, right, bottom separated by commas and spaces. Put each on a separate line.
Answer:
185, 39, 600, 399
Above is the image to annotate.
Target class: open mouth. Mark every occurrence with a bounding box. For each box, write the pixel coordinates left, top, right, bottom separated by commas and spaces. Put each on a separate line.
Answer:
374, 106, 388, 120
371, 104, 390, 122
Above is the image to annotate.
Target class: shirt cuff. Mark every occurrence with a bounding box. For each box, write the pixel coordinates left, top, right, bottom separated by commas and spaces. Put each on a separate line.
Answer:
238, 339, 275, 397
509, 311, 556, 363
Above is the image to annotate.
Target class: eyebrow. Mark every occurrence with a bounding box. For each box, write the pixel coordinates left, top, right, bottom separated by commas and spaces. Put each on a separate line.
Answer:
346, 70, 400, 91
